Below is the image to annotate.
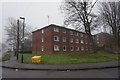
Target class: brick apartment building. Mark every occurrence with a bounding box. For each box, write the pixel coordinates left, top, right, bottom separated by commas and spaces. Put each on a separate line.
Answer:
94, 32, 112, 47
32, 24, 93, 54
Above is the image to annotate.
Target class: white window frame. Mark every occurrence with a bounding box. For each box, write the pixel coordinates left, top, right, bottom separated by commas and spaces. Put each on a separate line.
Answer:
54, 45, 59, 51
41, 46, 44, 51
54, 36, 59, 41
85, 41, 88, 44
70, 31, 73, 35
97, 41, 99, 44
54, 27, 59, 32
81, 47, 84, 51
63, 46, 66, 51
70, 38, 73, 43
81, 40, 84, 44
70, 46, 74, 51
76, 32, 79, 36
76, 46, 79, 51
41, 37, 44, 42
75, 39, 79, 43
42, 29, 44, 34
63, 37, 66, 42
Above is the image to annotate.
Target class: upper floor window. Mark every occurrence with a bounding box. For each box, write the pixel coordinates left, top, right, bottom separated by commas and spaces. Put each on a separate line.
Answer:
76, 32, 78, 36
97, 38, 99, 40
81, 40, 84, 44
76, 46, 79, 51
70, 38, 73, 43
70, 46, 74, 51
63, 29, 66, 33
54, 45, 59, 51
63, 37, 66, 42
80, 34, 83, 37
70, 31, 73, 35
42, 29, 44, 34
63, 46, 66, 51
75, 39, 79, 43
54, 27, 59, 32
54, 36, 59, 41
41, 37, 44, 42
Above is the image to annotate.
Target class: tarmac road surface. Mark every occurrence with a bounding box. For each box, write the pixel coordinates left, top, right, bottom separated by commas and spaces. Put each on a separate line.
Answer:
2, 67, 119, 78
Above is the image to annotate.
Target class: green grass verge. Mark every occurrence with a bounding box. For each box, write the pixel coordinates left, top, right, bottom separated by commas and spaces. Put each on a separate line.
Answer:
2, 53, 11, 61
17, 51, 120, 64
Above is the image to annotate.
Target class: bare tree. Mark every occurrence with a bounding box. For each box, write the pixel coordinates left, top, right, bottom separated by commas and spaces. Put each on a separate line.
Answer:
5, 17, 31, 55
61, 0, 98, 52
97, 2, 120, 53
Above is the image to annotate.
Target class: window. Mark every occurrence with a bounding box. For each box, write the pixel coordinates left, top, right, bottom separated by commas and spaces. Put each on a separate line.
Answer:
42, 29, 44, 34
81, 40, 84, 44
76, 32, 79, 36
70, 46, 74, 51
80, 34, 83, 37
63, 46, 66, 51
70, 31, 73, 35
86, 47, 88, 51
81, 47, 84, 51
63, 37, 66, 42
75, 39, 79, 43
63, 29, 66, 33
41, 46, 44, 51
54, 45, 59, 51
97, 38, 99, 40
76, 46, 79, 51
97, 41, 99, 44
85, 41, 88, 44
54, 36, 59, 41
54, 27, 59, 32
41, 37, 44, 42
70, 38, 73, 43
96, 35, 99, 38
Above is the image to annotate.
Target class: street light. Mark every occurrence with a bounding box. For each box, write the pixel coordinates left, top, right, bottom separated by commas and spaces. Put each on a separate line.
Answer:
20, 17, 25, 63
16, 19, 20, 60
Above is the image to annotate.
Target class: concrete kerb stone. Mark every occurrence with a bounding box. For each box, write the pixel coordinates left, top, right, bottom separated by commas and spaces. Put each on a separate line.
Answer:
1, 61, 120, 71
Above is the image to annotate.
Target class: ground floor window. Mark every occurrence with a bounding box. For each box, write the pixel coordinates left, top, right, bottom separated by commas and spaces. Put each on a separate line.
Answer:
70, 46, 74, 51
76, 46, 79, 51
63, 46, 66, 51
54, 45, 59, 51
81, 46, 84, 51
41, 46, 44, 51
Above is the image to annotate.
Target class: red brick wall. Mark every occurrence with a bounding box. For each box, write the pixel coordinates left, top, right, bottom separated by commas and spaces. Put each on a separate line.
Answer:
32, 25, 93, 54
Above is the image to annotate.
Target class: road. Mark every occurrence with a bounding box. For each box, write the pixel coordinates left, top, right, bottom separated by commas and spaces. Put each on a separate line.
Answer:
2, 67, 119, 78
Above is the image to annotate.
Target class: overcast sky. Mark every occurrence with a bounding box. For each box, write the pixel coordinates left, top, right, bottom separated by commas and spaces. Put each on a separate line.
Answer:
1, 0, 66, 43
1, 0, 118, 43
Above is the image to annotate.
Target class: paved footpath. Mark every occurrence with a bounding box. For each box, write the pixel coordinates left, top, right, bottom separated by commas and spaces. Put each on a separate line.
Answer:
1, 56, 120, 71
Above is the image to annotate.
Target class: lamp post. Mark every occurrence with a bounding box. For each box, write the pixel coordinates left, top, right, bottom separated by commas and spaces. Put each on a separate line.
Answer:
20, 17, 25, 63
16, 19, 19, 60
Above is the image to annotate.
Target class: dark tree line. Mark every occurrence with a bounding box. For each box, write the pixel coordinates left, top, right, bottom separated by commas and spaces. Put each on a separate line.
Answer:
97, 2, 120, 53
61, 0, 120, 53
61, 0, 98, 52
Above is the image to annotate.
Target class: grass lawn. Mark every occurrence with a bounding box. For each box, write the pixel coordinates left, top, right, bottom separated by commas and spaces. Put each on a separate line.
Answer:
17, 51, 120, 64
1, 53, 11, 61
